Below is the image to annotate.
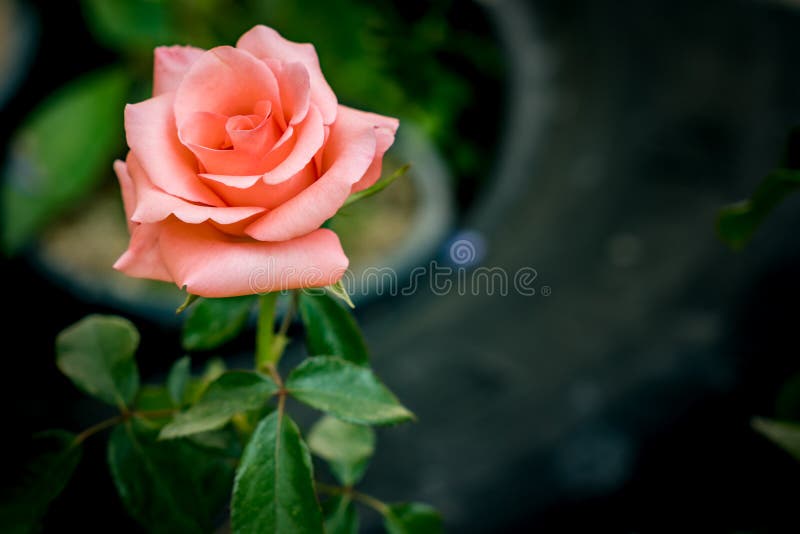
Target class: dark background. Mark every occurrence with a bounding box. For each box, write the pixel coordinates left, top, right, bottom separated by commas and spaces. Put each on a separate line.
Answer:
3, 0, 800, 532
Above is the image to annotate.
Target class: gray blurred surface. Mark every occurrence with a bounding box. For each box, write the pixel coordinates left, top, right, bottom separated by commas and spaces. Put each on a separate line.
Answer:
352, 0, 800, 531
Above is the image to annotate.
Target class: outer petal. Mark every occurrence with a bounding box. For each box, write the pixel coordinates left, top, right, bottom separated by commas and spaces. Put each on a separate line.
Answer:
158, 219, 348, 297
113, 159, 136, 232
174, 46, 281, 128
125, 93, 224, 206
113, 223, 172, 282
237, 25, 337, 124
153, 45, 205, 96
126, 155, 265, 227
350, 110, 399, 193
245, 105, 377, 241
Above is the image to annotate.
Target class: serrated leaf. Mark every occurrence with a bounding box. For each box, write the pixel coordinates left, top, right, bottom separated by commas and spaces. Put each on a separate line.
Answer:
160, 371, 277, 439
717, 169, 800, 250
286, 356, 413, 425
323, 496, 358, 534
166, 356, 191, 407
0, 431, 82, 533
299, 293, 368, 366
752, 417, 800, 461
182, 296, 255, 352
108, 420, 233, 534
231, 411, 324, 534
384, 503, 443, 534
1, 68, 128, 253
308, 415, 375, 485
56, 315, 140, 409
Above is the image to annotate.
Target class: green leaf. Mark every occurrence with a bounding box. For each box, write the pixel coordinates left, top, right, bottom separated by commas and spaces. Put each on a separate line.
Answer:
231, 411, 324, 534
308, 415, 375, 485
1, 68, 128, 253
299, 293, 369, 366
717, 169, 800, 250
343, 164, 410, 207
752, 417, 800, 461
384, 503, 443, 534
186, 357, 227, 402
160, 371, 278, 439
182, 296, 256, 351
323, 496, 358, 534
286, 356, 413, 425
81, 0, 173, 52
56, 315, 140, 409
166, 356, 191, 408
108, 419, 233, 534
0, 431, 82, 533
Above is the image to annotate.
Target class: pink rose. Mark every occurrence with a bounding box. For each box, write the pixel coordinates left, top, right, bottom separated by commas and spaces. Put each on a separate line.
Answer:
113, 25, 398, 297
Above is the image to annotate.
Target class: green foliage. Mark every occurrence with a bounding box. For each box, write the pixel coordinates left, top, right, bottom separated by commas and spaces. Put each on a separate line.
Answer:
166, 356, 191, 408
81, 0, 173, 53
1, 68, 128, 253
231, 411, 324, 534
299, 293, 369, 366
308, 415, 375, 485
160, 371, 278, 439
322, 496, 359, 534
717, 169, 800, 250
182, 296, 256, 351
343, 164, 410, 208
56, 315, 140, 409
0, 431, 82, 534
752, 417, 800, 461
108, 419, 234, 533
384, 503, 444, 534
286, 356, 413, 425
38, 270, 436, 530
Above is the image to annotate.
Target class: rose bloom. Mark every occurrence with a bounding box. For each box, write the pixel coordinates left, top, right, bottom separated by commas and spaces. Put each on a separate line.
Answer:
113, 25, 398, 297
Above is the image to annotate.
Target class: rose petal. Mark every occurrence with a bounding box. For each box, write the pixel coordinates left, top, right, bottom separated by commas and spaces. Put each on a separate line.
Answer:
350, 110, 399, 193
126, 154, 265, 227
179, 111, 229, 149
245, 105, 377, 241
113, 223, 172, 282
180, 106, 288, 177
174, 46, 281, 128
125, 93, 224, 206
114, 159, 136, 232
226, 104, 280, 151
237, 25, 337, 124
201, 163, 316, 209
268, 60, 311, 125
158, 219, 348, 297
199, 103, 325, 186
153, 45, 205, 96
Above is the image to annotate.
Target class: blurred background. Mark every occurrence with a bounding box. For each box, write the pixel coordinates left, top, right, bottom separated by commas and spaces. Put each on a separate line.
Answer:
2, 0, 800, 531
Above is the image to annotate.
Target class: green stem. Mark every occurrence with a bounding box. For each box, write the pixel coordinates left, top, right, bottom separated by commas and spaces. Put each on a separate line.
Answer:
74, 414, 125, 444
73, 408, 177, 445
255, 292, 279, 371
315, 482, 390, 516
